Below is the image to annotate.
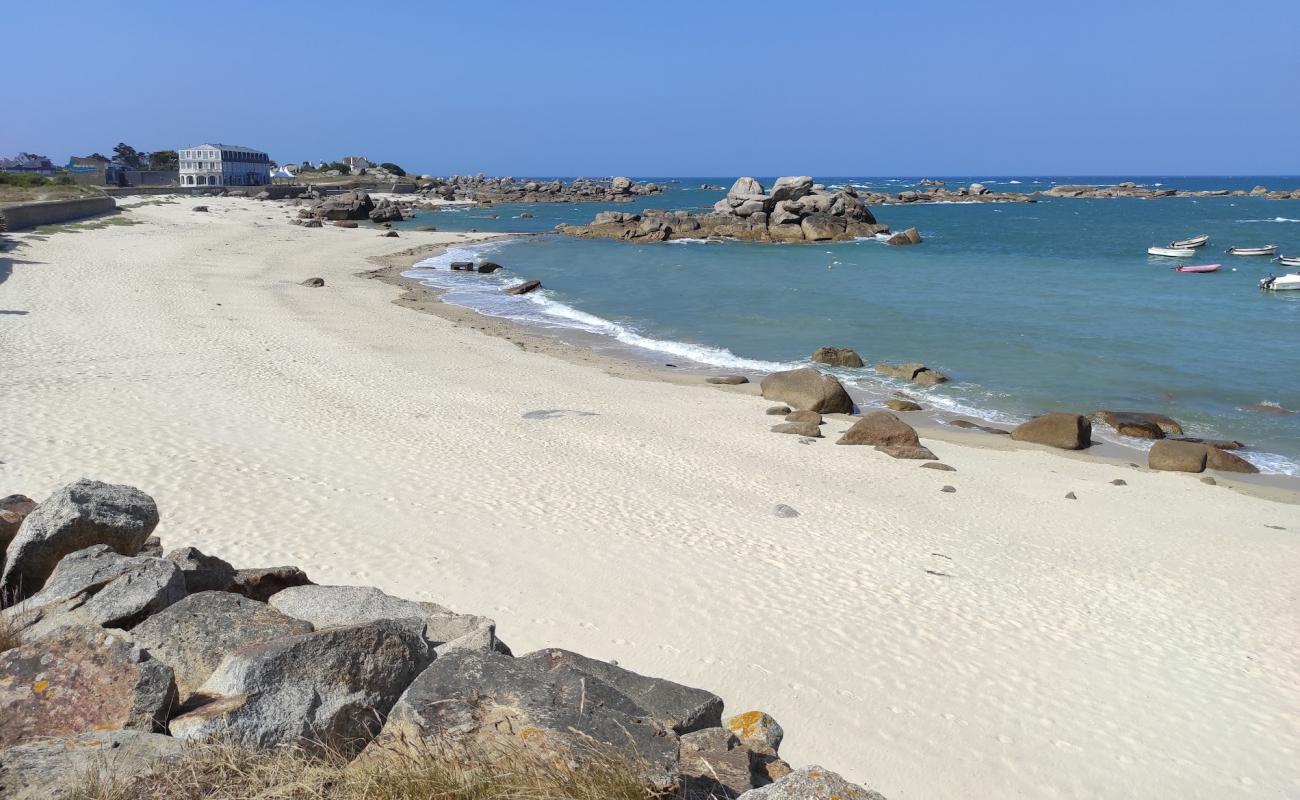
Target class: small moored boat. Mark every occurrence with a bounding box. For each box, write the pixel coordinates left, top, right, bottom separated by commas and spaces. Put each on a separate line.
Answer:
1273, 255, 1300, 268
1148, 246, 1196, 258
1174, 263, 1220, 273
1260, 273, 1300, 291
1169, 234, 1209, 248
1226, 244, 1279, 256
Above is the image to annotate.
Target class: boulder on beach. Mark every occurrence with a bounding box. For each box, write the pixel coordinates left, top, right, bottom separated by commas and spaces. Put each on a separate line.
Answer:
0, 479, 159, 601
1148, 440, 1209, 472
0, 494, 36, 558
766, 405, 792, 415
505, 279, 542, 295
740, 765, 887, 800
1010, 413, 1092, 450
835, 411, 936, 459
811, 346, 864, 368
0, 625, 177, 749
300, 277, 324, 287
784, 410, 823, 425
885, 398, 922, 412
759, 368, 854, 414
315, 191, 374, 221
0, 730, 184, 800
771, 422, 822, 437
707, 375, 749, 385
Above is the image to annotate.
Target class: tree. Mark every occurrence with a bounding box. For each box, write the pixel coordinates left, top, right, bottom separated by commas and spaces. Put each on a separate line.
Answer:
87, 153, 110, 163
113, 143, 143, 168
149, 149, 178, 170
380, 162, 406, 177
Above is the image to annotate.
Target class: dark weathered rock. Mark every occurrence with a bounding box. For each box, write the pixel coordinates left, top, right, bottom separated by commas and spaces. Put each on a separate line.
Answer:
810, 347, 864, 368
1065, 491, 1078, 500
2, 480, 159, 601
131, 591, 313, 698
708, 375, 750, 385
226, 565, 312, 602
765, 405, 792, 415
449, 261, 475, 271
0, 730, 183, 800
759, 368, 854, 414
375, 650, 681, 788
737, 765, 887, 799
476, 261, 502, 274
332, 220, 359, 228
940, 485, 957, 493
505, 279, 541, 295
192, 205, 208, 212
301, 219, 322, 228
315, 191, 374, 221
920, 462, 956, 471
770, 422, 822, 437
1010, 413, 1092, 450
874, 362, 947, 384
169, 620, 424, 751
1148, 440, 1208, 472
836, 411, 935, 458
164, 546, 236, 593
300, 277, 325, 287
725, 710, 784, 753
0, 625, 177, 749
680, 727, 760, 799
5, 545, 186, 638
368, 200, 403, 224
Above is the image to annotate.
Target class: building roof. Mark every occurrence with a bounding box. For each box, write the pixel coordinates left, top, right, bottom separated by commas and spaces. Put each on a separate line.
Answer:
184, 143, 266, 152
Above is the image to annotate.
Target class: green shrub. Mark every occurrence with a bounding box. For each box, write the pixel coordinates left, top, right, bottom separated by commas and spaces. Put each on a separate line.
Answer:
380, 162, 406, 177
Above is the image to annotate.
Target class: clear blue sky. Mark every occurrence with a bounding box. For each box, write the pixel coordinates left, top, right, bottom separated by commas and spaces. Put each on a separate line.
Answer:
7, 0, 1298, 176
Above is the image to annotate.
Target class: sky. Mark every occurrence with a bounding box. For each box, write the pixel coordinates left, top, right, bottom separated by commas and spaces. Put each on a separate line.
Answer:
5, 0, 1298, 177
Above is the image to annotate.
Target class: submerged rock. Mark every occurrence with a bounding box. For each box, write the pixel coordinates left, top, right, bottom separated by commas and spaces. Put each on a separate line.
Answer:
505, 279, 542, 295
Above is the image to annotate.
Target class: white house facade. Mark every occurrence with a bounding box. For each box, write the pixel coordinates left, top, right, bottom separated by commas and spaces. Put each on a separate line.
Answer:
179, 144, 271, 187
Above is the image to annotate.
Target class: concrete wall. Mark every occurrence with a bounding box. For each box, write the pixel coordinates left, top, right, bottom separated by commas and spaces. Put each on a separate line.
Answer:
0, 196, 118, 230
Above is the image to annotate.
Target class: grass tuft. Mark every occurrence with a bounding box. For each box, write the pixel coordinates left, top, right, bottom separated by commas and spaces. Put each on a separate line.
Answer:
70, 736, 665, 800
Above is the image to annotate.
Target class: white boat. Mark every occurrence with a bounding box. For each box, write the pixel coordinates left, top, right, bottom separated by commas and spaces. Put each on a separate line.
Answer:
1273, 255, 1300, 268
1260, 273, 1300, 291
1170, 234, 1209, 248
1226, 244, 1279, 256
1148, 246, 1195, 257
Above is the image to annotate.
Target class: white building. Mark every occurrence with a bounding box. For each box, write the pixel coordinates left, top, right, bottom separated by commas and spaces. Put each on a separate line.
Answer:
178, 144, 271, 187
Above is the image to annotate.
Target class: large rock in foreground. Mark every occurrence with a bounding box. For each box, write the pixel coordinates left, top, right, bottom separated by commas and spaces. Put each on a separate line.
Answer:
0, 730, 183, 800
0, 625, 177, 749
1010, 413, 1092, 450
1149, 440, 1258, 474
314, 191, 375, 221
131, 591, 314, 699
760, 368, 854, 414
169, 620, 424, 751
375, 649, 682, 788
738, 765, 887, 799
1, 480, 159, 601
835, 411, 936, 459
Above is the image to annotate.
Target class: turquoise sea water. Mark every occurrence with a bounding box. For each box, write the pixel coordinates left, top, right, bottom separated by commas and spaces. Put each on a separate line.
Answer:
399, 178, 1300, 474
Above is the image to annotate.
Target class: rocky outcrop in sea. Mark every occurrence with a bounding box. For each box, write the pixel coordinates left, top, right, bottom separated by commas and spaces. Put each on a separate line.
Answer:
415, 174, 663, 204
0, 479, 888, 800
560, 176, 892, 243
860, 180, 1300, 204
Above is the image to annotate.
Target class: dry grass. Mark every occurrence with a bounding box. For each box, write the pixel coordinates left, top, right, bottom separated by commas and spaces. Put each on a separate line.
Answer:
0, 183, 106, 205
70, 737, 665, 800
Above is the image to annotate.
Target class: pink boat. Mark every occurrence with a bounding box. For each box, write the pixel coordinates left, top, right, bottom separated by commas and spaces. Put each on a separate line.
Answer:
1175, 263, 1221, 273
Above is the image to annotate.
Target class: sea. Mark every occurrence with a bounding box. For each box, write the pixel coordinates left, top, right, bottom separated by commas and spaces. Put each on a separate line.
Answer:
396, 177, 1300, 475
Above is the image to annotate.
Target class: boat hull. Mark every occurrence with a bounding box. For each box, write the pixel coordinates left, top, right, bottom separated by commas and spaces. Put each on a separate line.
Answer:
1170, 234, 1209, 248
1261, 274, 1300, 291
1175, 264, 1220, 273
1227, 245, 1279, 256
1148, 247, 1195, 258
1274, 256, 1300, 268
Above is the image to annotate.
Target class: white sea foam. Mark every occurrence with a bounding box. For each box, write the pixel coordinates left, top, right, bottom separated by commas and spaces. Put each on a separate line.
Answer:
1236, 217, 1300, 223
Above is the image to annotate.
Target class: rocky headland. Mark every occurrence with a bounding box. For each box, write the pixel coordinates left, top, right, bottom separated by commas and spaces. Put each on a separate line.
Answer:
860, 180, 1300, 204
559, 176, 894, 244
416, 174, 663, 205
0, 479, 885, 800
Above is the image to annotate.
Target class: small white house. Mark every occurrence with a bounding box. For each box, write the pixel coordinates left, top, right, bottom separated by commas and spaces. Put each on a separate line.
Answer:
179, 144, 271, 187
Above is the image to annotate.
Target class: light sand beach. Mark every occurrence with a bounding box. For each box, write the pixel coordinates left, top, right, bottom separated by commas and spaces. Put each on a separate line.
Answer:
2, 197, 1298, 798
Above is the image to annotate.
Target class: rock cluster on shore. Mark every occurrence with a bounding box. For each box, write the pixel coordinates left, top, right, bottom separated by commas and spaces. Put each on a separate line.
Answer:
863, 180, 1300, 205
0, 479, 885, 800
415, 174, 663, 204
560, 176, 892, 243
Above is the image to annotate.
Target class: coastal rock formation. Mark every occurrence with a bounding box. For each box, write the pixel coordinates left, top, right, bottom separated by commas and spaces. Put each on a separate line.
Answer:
505, 279, 542, 295
771, 422, 823, 437
741, 765, 887, 800
560, 176, 891, 244
1010, 413, 1092, 450
1091, 410, 1183, 438
367, 199, 403, 223
811, 347, 864, 368
885, 228, 923, 246
414, 174, 663, 205
313, 191, 375, 221
0, 479, 159, 601
875, 362, 949, 385
0, 625, 178, 748
835, 411, 936, 459
0, 494, 35, 560
759, 368, 855, 414
1148, 441, 1258, 474
0, 479, 887, 800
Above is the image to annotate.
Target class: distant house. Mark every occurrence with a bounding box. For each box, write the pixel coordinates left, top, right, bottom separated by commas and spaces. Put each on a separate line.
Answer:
0, 153, 56, 175
179, 144, 272, 187
342, 155, 369, 173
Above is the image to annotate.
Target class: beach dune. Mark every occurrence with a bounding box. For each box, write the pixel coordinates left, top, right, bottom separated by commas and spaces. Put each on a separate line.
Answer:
1, 197, 1297, 799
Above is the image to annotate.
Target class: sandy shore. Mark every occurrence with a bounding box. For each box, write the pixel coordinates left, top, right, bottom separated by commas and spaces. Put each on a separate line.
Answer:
2, 196, 1298, 799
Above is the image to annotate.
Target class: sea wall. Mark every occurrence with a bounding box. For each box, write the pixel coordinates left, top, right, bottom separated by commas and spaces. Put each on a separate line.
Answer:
0, 196, 117, 230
